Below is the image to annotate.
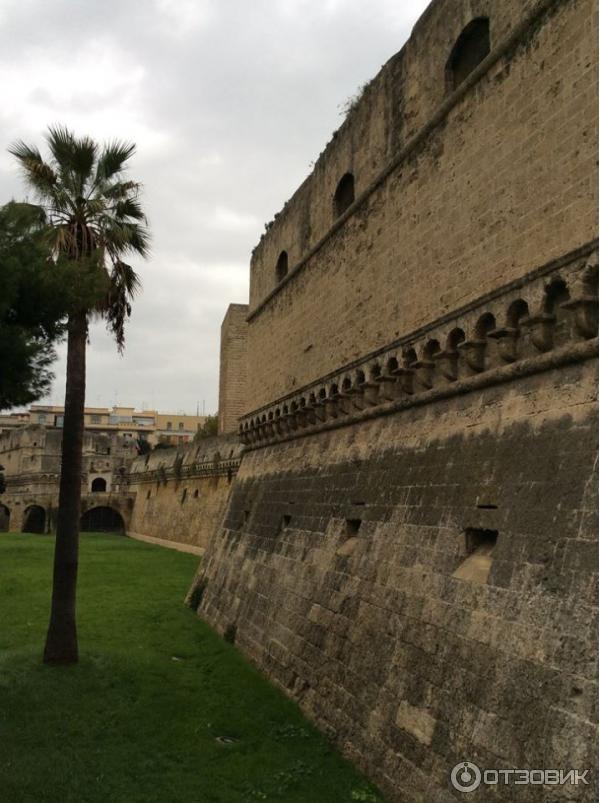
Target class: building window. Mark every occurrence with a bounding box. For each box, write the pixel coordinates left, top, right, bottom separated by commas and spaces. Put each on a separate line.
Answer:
91, 477, 107, 493
178, 422, 184, 431
166, 422, 172, 431
276, 251, 288, 283
446, 18, 490, 91
333, 173, 355, 218
91, 414, 101, 424
37, 414, 47, 423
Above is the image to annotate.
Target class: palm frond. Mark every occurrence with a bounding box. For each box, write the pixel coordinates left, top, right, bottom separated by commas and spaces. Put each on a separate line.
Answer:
85, 198, 107, 218
102, 260, 141, 351
111, 259, 141, 297
125, 225, 151, 258
46, 125, 97, 196
8, 141, 58, 200
94, 141, 136, 184
103, 180, 140, 200
45, 125, 75, 165
114, 197, 146, 222
103, 219, 151, 259
8, 140, 44, 165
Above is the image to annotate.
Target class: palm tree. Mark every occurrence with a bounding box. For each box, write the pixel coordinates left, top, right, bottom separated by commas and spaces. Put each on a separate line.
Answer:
9, 126, 150, 664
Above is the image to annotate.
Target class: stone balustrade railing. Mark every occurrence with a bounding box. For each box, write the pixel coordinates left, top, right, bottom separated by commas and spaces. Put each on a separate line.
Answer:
126, 457, 242, 486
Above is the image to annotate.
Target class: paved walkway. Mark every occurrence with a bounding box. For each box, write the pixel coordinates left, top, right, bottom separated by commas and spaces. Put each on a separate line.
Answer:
126, 531, 204, 556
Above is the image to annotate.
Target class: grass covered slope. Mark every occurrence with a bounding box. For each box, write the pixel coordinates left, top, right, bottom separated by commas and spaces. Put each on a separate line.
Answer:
0, 533, 382, 803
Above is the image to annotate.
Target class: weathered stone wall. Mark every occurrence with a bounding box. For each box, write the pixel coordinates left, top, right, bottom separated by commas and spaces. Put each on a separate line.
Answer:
195, 0, 598, 798
127, 435, 242, 551
245, 0, 597, 412
0, 426, 136, 533
0, 426, 135, 488
195, 355, 598, 801
0, 426, 242, 549
218, 304, 249, 434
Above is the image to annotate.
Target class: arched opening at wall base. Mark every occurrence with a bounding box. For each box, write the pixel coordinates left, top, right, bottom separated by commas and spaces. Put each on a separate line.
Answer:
0, 504, 10, 532
80, 507, 125, 534
22, 505, 46, 534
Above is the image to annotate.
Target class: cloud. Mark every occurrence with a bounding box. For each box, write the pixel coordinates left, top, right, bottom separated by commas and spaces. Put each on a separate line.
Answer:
0, 0, 429, 414
153, 0, 215, 37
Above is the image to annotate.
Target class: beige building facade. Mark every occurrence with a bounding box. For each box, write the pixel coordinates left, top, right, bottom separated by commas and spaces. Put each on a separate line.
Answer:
0, 425, 136, 534
1, 404, 207, 447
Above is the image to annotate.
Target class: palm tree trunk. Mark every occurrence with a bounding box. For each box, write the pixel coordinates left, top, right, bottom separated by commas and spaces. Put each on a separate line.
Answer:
43, 311, 87, 665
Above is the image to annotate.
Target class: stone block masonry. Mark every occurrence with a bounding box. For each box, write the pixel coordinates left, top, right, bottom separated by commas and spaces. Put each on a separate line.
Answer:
245, 0, 597, 412
195, 357, 598, 801
192, 0, 599, 798
127, 434, 243, 551
218, 304, 249, 435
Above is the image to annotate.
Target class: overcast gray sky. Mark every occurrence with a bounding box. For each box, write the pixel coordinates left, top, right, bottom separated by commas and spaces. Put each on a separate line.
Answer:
1, 0, 429, 415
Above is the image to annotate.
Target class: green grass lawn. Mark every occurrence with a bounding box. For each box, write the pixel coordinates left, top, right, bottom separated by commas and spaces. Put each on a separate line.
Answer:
0, 533, 383, 803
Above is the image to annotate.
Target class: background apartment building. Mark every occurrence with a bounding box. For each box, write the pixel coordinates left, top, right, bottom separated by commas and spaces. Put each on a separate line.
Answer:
0, 405, 207, 447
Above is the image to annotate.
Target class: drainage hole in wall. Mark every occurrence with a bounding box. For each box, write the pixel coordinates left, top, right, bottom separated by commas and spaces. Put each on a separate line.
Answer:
224, 623, 237, 644
466, 527, 498, 554
452, 528, 498, 585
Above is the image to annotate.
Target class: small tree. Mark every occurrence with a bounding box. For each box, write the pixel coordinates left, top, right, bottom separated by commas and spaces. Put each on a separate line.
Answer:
0, 202, 67, 409
194, 414, 218, 441
10, 126, 150, 664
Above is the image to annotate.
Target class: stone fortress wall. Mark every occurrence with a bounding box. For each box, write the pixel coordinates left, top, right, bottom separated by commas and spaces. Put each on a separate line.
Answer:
191, 0, 599, 800
244, 0, 597, 413
0, 1, 597, 797
1, 426, 242, 552
200, 352, 597, 803
127, 434, 243, 551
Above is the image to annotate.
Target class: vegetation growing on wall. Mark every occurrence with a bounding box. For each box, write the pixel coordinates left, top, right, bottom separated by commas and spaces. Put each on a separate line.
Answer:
338, 80, 371, 119
194, 414, 218, 441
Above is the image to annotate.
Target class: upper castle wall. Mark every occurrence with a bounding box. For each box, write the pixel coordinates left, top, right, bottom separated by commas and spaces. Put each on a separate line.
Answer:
244, 0, 597, 412
249, 0, 541, 311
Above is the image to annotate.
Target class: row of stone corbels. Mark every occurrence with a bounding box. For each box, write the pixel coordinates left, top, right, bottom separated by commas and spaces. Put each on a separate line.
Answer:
240, 255, 598, 446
